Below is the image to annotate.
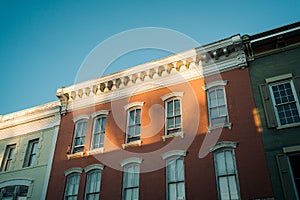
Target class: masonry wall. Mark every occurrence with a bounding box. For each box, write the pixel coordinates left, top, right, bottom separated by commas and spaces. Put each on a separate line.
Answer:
47, 68, 273, 199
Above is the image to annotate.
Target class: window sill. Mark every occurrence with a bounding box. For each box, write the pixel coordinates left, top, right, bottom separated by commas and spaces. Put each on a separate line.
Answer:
276, 122, 300, 130
86, 148, 104, 155
208, 122, 232, 132
162, 132, 184, 142
67, 152, 84, 160
122, 140, 142, 149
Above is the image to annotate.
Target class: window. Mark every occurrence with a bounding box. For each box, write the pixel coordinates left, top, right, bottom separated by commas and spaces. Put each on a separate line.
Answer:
72, 119, 88, 153
122, 164, 140, 200
64, 173, 81, 200
203, 81, 229, 129
166, 99, 182, 135
0, 185, 28, 199
214, 148, 240, 200
23, 139, 39, 168
166, 157, 186, 200
260, 74, 300, 128
120, 158, 142, 200
161, 92, 184, 140
126, 108, 141, 143
91, 116, 107, 149
162, 150, 186, 200
85, 170, 101, 200
269, 80, 300, 126
289, 153, 300, 197
1, 144, 16, 171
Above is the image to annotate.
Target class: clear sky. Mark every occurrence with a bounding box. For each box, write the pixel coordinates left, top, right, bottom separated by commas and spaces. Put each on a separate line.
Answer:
0, 0, 299, 115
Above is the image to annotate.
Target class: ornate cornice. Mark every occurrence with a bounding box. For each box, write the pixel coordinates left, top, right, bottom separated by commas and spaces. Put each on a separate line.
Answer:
57, 35, 246, 113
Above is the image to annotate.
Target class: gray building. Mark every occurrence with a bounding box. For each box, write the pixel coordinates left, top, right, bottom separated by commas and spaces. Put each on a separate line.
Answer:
244, 22, 300, 200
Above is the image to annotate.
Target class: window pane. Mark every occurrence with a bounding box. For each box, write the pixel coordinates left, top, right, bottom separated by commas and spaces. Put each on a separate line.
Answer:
136, 109, 141, 124
132, 187, 139, 200
219, 106, 227, 117
228, 175, 239, 200
174, 100, 181, 115
209, 90, 217, 107
210, 108, 219, 118
177, 182, 185, 200
175, 116, 181, 128
167, 101, 174, 117
168, 183, 176, 200
225, 151, 235, 174
217, 89, 225, 106
129, 110, 135, 125
125, 189, 132, 200
167, 118, 175, 129
219, 177, 230, 200
216, 152, 226, 175
176, 159, 184, 181
167, 160, 176, 182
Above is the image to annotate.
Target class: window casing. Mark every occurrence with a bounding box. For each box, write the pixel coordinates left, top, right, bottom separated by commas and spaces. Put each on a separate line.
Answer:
126, 108, 141, 143
85, 170, 101, 200
72, 120, 88, 153
64, 173, 81, 200
269, 80, 300, 126
91, 116, 107, 150
122, 163, 140, 200
166, 99, 182, 135
1, 144, 16, 172
214, 149, 240, 200
207, 87, 229, 128
166, 157, 186, 200
288, 153, 300, 198
0, 185, 28, 199
23, 139, 39, 168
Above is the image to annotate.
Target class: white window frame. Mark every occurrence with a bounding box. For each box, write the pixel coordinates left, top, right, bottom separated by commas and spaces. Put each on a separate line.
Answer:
120, 158, 142, 200
64, 168, 83, 200
72, 115, 89, 154
161, 150, 186, 200
90, 110, 109, 153
203, 80, 231, 131
210, 142, 240, 200
269, 79, 300, 128
84, 170, 102, 200
23, 139, 39, 168
1, 144, 16, 172
123, 102, 144, 149
161, 92, 184, 141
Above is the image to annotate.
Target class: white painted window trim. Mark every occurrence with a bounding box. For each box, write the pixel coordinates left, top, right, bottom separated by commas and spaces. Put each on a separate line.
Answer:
73, 114, 90, 123
161, 150, 187, 160
269, 80, 300, 128
84, 164, 104, 173
203, 80, 231, 131
265, 73, 293, 83
160, 92, 184, 102
64, 167, 83, 176
72, 119, 88, 154
120, 157, 143, 167
123, 102, 144, 148
209, 141, 238, 152
161, 92, 184, 140
91, 114, 108, 151
91, 110, 110, 118
283, 145, 300, 153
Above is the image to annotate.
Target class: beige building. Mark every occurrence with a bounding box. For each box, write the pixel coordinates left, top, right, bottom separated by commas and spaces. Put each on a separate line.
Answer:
0, 102, 60, 200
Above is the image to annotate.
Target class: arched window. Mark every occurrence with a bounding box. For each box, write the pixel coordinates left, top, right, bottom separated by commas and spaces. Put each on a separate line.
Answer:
72, 115, 89, 154
64, 168, 83, 200
91, 110, 109, 150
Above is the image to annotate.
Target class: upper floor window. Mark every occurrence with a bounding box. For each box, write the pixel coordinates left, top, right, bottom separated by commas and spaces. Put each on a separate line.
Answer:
23, 139, 39, 168
124, 102, 144, 145
72, 115, 89, 154
1, 144, 16, 171
203, 81, 230, 130
210, 142, 240, 200
162, 150, 186, 200
92, 117, 106, 150
260, 74, 300, 128
121, 158, 142, 200
64, 168, 83, 200
84, 164, 104, 200
85, 170, 101, 200
161, 92, 183, 140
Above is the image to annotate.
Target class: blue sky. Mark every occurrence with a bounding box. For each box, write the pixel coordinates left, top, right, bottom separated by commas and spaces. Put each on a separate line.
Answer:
0, 0, 299, 115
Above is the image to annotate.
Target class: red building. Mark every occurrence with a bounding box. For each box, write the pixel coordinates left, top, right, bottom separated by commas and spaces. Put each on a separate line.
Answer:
46, 35, 273, 199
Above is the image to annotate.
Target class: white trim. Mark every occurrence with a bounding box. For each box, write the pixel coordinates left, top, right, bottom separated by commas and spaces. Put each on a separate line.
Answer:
123, 102, 144, 110
283, 145, 300, 153
67, 152, 84, 160
202, 80, 228, 90
87, 147, 104, 155
64, 167, 83, 176
84, 164, 104, 173
265, 73, 293, 83
91, 110, 110, 118
209, 141, 238, 152
122, 140, 142, 149
161, 150, 186, 160
41, 126, 59, 200
120, 157, 143, 167
162, 132, 184, 141
0, 178, 33, 188
160, 92, 184, 101
72, 115, 89, 123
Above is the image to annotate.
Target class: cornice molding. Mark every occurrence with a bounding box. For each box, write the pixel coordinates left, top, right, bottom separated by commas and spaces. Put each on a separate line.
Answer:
56, 35, 246, 113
